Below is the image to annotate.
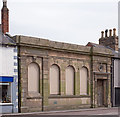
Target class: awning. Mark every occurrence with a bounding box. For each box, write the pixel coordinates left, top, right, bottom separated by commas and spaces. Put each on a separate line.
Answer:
0, 76, 14, 82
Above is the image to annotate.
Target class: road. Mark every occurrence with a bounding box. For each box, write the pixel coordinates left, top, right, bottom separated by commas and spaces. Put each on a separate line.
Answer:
2, 107, 120, 117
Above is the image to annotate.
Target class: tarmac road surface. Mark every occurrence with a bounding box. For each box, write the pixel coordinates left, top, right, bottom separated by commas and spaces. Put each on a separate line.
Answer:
1, 107, 120, 117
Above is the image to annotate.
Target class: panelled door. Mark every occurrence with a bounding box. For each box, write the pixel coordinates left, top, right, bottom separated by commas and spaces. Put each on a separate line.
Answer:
97, 80, 104, 107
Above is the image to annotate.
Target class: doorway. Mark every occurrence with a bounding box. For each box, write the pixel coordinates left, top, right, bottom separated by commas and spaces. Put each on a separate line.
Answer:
97, 80, 104, 107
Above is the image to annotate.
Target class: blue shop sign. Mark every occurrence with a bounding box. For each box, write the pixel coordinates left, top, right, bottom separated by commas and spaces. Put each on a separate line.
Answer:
0, 76, 14, 82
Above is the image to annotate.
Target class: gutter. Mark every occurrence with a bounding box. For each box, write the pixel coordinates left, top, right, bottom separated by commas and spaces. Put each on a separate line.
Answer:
90, 46, 94, 108
41, 57, 44, 111
18, 36, 21, 113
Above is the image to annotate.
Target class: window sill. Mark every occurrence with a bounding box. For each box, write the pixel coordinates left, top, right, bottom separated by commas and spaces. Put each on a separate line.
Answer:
0, 103, 13, 106
49, 95, 90, 98
27, 96, 42, 99
27, 92, 42, 99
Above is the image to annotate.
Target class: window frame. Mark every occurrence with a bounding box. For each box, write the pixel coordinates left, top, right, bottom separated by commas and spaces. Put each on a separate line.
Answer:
0, 82, 12, 104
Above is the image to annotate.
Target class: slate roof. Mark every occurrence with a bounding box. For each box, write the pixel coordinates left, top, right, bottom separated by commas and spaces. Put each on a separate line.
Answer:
86, 42, 120, 58
87, 42, 114, 51
0, 24, 16, 46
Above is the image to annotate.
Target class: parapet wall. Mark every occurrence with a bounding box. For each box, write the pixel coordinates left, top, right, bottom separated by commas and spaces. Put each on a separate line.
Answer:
13, 35, 113, 57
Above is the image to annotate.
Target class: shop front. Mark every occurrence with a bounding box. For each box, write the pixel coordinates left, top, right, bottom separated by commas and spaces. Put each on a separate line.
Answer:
0, 76, 14, 113
0, 71, 18, 113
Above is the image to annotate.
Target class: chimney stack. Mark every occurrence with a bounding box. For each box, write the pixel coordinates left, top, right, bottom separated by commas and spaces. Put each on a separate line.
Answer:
1, 0, 9, 34
99, 28, 118, 51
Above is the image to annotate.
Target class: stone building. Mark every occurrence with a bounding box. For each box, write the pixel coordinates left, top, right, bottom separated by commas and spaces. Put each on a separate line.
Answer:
88, 28, 120, 107
99, 29, 120, 107
0, 0, 115, 113
13, 35, 113, 112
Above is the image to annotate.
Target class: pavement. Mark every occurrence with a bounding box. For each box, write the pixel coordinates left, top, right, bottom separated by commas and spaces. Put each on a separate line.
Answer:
1, 107, 120, 117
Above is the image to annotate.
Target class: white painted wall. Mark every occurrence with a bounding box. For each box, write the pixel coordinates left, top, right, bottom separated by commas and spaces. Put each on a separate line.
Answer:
0, 46, 14, 76
0, 45, 18, 113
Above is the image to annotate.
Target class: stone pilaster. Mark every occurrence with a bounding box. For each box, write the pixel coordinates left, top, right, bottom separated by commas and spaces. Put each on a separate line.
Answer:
42, 57, 49, 111
20, 56, 28, 112
107, 64, 112, 107
75, 70, 80, 95
60, 68, 65, 95
94, 78, 98, 108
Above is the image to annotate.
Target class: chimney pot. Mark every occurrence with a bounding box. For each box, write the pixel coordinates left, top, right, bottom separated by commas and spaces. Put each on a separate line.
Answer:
113, 28, 116, 36
109, 29, 112, 37
101, 31, 104, 38
105, 29, 108, 37
3, 0, 7, 7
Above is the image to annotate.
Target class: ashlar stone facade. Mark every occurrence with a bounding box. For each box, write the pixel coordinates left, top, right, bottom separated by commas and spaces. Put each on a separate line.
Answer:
13, 35, 113, 112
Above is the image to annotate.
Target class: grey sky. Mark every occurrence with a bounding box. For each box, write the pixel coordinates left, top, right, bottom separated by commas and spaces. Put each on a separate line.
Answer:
0, 0, 118, 45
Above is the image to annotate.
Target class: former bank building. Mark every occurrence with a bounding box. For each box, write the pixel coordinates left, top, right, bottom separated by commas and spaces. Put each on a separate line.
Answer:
0, 0, 119, 113
13, 30, 113, 112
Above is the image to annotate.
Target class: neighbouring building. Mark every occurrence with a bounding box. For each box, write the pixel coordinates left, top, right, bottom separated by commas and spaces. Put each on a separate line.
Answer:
111, 51, 120, 107
0, 0, 18, 113
87, 28, 120, 107
99, 29, 120, 107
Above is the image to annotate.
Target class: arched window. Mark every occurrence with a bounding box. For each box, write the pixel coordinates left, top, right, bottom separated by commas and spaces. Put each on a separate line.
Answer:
66, 66, 75, 95
28, 63, 40, 93
50, 64, 60, 95
80, 67, 88, 95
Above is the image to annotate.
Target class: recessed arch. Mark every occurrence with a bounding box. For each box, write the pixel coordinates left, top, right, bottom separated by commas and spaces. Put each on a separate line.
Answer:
50, 64, 60, 95
65, 65, 75, 95
28, 62, 40, 93
80, 67, 88, 95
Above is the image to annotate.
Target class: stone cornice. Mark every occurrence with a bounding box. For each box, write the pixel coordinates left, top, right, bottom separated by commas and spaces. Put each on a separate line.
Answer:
13, 35, 113, 57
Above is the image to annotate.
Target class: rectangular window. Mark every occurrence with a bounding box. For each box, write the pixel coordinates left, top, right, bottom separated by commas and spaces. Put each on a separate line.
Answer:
14, 56, 17, 59
13, 48, 17, 53
14, 69, 18, 73
14, 62, 18, 66
0, 83, 11, 103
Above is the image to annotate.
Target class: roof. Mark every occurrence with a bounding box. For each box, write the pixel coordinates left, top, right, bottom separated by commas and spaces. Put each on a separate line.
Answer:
87, 42, 115, 50
87, 42, 120, 58
0, 24, 16, 46
87, 42, 107, 48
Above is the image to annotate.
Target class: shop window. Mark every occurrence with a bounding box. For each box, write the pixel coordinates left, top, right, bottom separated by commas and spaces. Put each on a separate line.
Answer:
50, 64, 60, 95
0, 83, 11, 103
66, 66, 75, 95
80, 67, 88, 95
